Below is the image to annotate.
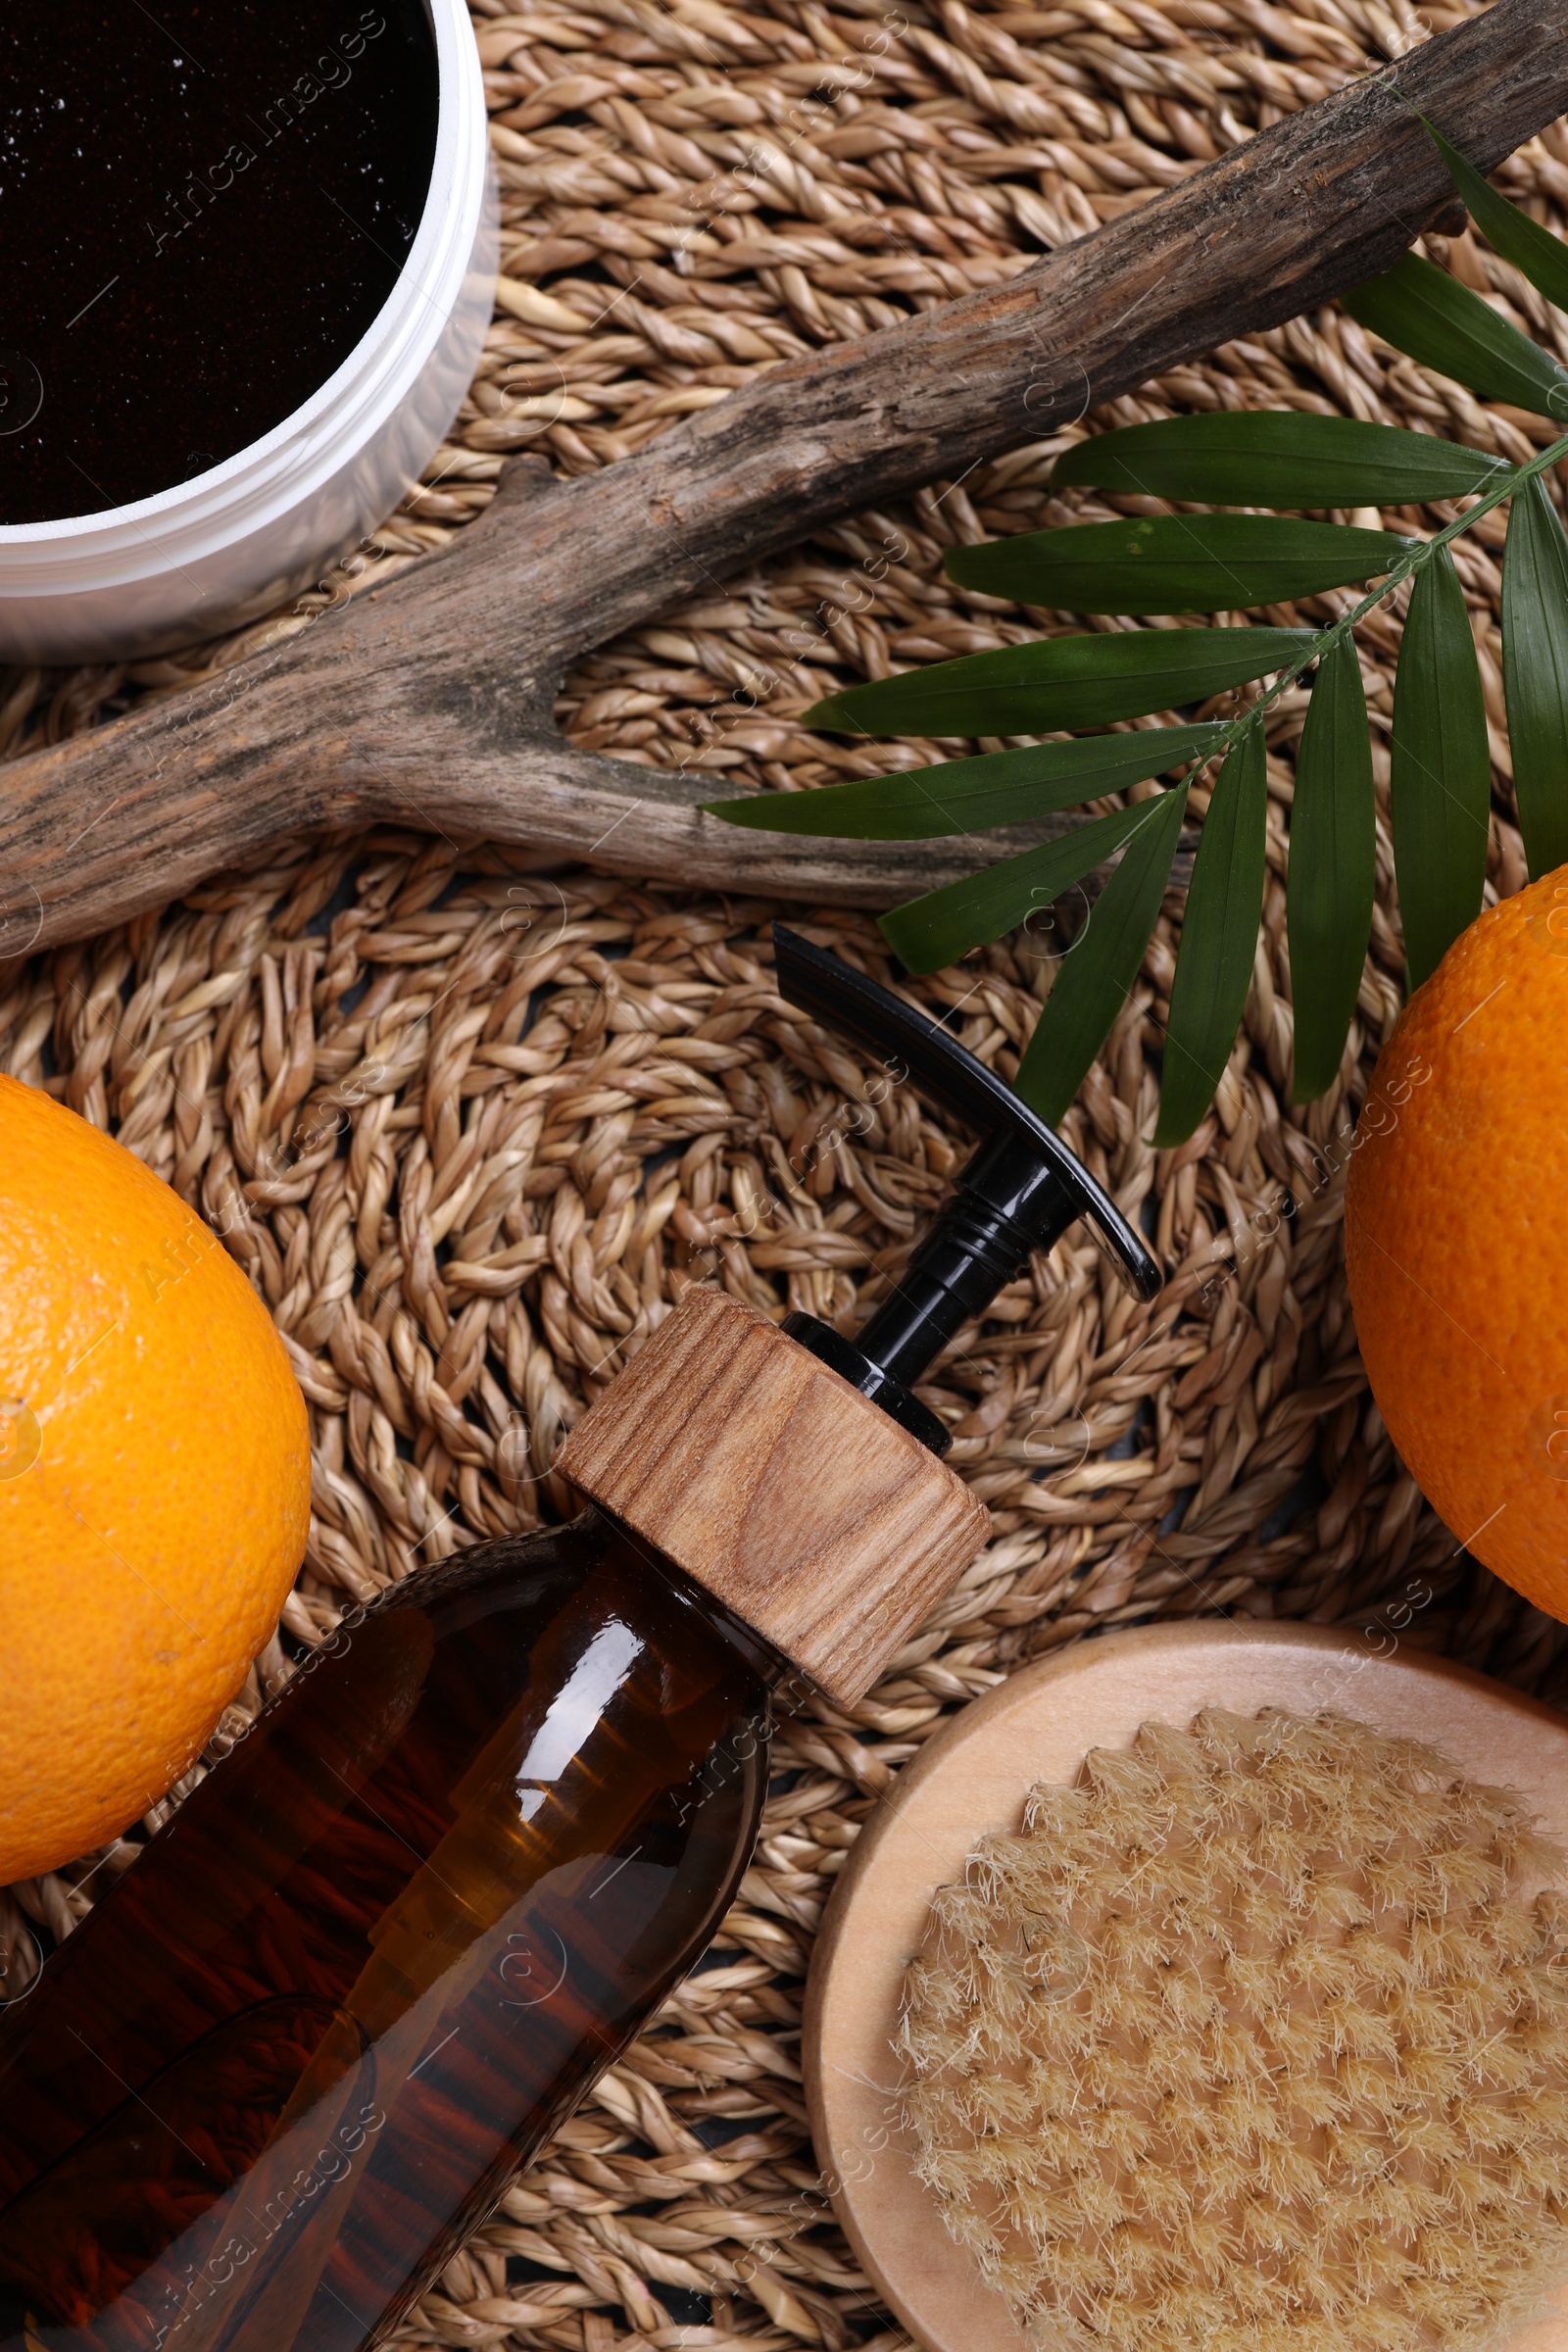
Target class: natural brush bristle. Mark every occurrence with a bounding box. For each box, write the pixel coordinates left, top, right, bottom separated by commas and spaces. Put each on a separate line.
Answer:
896, 1708, 1568, 2352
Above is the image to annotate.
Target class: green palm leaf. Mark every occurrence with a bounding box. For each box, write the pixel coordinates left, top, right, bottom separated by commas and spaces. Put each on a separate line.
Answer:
780, 120, 1568, 1132
704, 724, 1224, 839
944, 515, 1411, 616
1502, 474, 1568, 879
1154, 727, 1268, 1147
1391, 545, 1491, 989
1014, 786, 1189, 1128
803, 627, 1315, 738
1051, 412, 1508, 508
1288, 635, 1376, 1100
881, 800, 1165, 975
1344, 251, 1568, 418
1424, 119, 1568, 317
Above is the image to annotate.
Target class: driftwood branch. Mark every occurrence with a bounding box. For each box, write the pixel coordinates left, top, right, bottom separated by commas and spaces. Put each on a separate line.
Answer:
5, 0, 1568, 955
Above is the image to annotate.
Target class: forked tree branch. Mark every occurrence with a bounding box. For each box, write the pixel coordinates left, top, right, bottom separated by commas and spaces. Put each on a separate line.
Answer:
4, 0, 1567, 955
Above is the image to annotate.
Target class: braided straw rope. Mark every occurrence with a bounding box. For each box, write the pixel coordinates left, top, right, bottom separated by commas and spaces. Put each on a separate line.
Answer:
3, 0, 1568, 2346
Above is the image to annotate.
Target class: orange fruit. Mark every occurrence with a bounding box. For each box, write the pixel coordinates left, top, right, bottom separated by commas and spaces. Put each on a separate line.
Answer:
0, 1075, 309, 1882
1345, 867, 1568, 1620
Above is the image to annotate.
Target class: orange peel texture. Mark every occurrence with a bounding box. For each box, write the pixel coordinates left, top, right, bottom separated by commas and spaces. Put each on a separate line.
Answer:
1346, 865, 1568, 1619
0, 1074, 310, 1881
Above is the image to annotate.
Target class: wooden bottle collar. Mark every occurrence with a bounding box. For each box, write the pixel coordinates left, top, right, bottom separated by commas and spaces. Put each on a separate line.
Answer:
559, 1288, 991, 1706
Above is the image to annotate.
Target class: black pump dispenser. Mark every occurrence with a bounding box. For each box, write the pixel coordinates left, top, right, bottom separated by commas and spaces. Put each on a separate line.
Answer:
773, 923, 1160, 1457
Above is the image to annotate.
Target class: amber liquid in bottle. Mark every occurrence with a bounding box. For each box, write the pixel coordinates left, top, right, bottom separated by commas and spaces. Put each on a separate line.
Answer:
0, 1509, 774, 2352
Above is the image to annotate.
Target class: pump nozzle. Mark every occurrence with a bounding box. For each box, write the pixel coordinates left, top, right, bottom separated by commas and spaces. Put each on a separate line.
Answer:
772, 923, 1159, 1456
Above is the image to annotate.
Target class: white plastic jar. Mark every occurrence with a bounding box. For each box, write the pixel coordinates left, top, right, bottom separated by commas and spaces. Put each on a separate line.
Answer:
0, 0, 495, 667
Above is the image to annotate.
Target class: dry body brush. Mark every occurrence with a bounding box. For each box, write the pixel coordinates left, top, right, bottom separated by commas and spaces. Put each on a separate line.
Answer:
897, 1709, 1568, 2352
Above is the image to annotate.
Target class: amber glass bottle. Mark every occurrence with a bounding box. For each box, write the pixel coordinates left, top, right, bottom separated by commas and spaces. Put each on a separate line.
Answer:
0, 1510, 773, 2352
0, 928, 1154, 2352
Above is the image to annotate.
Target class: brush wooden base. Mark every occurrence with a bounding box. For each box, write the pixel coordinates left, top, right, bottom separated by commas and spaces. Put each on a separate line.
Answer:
803, 1620, 1568, 2352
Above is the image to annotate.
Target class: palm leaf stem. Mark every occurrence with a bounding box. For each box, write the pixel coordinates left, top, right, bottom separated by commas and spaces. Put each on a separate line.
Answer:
1197, 424, 1568, 776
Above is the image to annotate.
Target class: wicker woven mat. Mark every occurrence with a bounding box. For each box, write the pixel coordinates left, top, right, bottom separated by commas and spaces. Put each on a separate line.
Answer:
3, 0, 1568, 2345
